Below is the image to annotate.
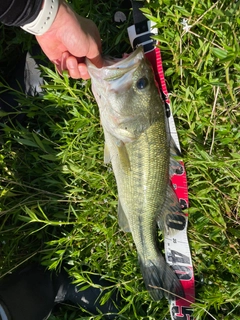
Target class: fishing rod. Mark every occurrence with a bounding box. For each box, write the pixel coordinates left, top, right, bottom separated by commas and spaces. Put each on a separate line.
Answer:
127, 1, 195, 319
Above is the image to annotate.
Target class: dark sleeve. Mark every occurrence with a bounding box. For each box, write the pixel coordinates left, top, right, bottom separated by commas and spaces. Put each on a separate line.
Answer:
0, 0, 43, 27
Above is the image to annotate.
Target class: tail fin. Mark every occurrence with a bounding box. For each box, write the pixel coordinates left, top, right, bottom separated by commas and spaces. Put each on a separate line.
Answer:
139, 254, 184, 301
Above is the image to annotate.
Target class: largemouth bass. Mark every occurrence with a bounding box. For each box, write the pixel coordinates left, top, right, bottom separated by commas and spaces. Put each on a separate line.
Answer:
87, 46, 184, 300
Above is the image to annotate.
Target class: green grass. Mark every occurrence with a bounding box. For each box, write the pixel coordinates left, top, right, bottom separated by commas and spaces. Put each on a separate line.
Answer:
0, 0, 239, 319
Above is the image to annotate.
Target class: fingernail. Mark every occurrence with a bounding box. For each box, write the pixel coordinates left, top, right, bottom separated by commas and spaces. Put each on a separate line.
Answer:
78, 65, 90, 79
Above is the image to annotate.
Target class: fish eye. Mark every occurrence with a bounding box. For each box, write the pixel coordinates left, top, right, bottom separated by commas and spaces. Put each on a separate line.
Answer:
136, 77, 148, 90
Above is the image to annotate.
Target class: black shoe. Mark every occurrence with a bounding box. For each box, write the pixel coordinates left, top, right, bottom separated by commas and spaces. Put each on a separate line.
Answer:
58, 273, 121, 319
0, 265, 121, 320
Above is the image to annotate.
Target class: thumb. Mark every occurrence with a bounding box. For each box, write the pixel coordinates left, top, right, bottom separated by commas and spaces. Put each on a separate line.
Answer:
77, 54, 103, 80
89, 54, 104, 69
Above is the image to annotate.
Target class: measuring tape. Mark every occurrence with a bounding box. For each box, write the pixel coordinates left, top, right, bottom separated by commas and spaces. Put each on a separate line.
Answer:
128, 4, 195, 319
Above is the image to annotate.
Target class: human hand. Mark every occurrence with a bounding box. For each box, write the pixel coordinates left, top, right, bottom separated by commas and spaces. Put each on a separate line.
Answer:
36, 1, 103, 79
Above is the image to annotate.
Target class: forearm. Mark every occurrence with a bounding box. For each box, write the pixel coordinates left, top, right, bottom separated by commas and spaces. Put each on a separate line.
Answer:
0, 0, 43, 26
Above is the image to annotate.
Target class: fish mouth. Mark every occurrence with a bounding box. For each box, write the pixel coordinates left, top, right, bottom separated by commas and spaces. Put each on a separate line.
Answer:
86, 46, 144, 84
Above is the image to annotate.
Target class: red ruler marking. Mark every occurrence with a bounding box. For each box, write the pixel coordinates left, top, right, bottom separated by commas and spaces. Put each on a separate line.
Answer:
146, 48, 170, 105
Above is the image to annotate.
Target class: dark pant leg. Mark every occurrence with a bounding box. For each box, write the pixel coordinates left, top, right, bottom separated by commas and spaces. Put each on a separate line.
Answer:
0, 265, 120, 320
0, 265, 57, 320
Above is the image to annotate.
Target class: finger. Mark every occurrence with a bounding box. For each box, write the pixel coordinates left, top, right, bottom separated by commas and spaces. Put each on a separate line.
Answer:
61, 52, 70, 71
66, 56, 82, 79
78, 63, 90, 80
52, 51, 70, 75
89, 54, 104, 69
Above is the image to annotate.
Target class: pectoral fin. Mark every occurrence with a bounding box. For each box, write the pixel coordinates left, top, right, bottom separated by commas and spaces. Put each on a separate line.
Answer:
118, 199, 131, 232
104, 143, 111, 164
116, 140, 131, 173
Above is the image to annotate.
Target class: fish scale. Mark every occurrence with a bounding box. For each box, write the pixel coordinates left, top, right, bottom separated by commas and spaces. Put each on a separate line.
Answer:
87, 47, 185, 301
